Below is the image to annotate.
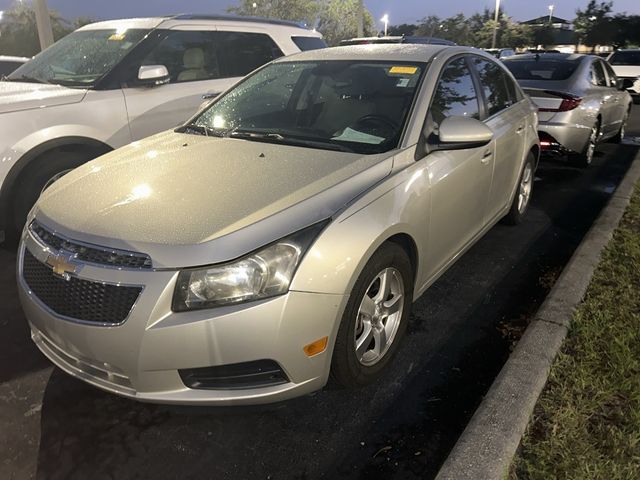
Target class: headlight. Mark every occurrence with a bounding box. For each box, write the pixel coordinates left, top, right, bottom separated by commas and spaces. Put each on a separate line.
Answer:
172, 221, 327, 311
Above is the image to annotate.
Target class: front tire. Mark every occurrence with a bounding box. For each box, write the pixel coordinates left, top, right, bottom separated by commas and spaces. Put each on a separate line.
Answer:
610, 109, 629, 144
330, 242, 413, 388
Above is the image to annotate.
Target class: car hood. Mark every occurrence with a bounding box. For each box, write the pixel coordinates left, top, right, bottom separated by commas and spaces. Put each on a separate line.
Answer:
609, 65, 640, 77
0, 81, 87, 114
34, 131, 394, 268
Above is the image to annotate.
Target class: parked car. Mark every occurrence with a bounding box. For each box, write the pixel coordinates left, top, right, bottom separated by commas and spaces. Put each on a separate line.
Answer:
503, 53, 632, 166
19, 44, 539, 405
484, 48, 515, 59
607, 49, 640, 104
0, 15, 325, 243
0, 55, 30, 76
340, 35, 456, 46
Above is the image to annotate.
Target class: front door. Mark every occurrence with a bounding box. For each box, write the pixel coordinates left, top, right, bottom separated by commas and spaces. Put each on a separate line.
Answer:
423, 56, 493, 280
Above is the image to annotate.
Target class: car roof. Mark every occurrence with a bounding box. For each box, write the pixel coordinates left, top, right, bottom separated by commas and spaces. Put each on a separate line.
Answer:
274, 43, 461, 63
505, 53, 586, 61
340, 36, 455, 46
78, 14, 315, 32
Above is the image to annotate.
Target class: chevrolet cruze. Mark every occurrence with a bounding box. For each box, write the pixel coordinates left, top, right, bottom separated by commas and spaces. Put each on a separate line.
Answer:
18, 45, 539, 405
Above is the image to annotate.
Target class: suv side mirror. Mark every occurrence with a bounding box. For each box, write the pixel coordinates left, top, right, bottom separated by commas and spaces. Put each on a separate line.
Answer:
430, 116, 494, 151
137, 65, 170, 86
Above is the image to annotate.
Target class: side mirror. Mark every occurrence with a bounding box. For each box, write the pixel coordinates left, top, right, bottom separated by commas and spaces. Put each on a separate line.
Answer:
431, 116, 494, 151
137, 65, 169, 86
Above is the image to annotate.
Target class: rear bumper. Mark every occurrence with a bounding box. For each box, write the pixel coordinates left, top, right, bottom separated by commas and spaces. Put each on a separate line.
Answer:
538, 121, 591, 155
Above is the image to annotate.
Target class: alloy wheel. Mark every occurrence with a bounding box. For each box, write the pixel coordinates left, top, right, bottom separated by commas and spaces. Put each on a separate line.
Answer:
517, 162, 533, 214
354, 267, 404, 366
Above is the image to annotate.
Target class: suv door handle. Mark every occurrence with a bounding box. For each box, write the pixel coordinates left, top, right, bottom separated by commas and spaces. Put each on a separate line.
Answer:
481, 150, 492, 164
202, 92, 221, 100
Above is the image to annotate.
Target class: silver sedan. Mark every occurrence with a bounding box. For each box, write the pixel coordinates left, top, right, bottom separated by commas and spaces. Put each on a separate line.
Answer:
18, 45, 539, 405
503, 53, 632, 167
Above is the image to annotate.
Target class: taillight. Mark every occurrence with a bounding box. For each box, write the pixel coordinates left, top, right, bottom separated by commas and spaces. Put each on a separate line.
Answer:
538, 91, 582, 112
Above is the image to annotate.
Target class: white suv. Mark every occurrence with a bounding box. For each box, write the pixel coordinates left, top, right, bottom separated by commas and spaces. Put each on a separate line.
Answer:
0, 14, 325, 242
607, 49, 640, 103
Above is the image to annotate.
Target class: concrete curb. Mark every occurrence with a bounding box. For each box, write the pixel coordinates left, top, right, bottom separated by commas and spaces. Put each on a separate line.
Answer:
435, 150, 640, 480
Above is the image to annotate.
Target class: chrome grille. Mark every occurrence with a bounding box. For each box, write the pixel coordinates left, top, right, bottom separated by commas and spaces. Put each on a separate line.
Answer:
22, 249, 142, 325
30, 221, 152, 269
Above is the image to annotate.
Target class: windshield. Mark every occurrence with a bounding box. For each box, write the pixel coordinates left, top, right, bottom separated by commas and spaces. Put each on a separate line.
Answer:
503, 57, 581, 81
608, 51, 640, 66
6, 28, 149, 86
187, 60, 426, 154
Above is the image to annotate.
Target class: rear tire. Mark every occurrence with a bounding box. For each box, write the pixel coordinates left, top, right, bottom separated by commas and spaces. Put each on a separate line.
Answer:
570, 119, 599, 168
503, 152, 535, 226
610, 109, 629, 144
330, 242, 413, 388
9, 150, 93, 240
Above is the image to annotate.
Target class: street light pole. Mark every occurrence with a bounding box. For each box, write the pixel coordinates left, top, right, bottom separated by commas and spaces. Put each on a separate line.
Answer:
491, 0, 500, 49
380, 14, 389, 36
34, 0, 54, 50
356, 0, 364, 37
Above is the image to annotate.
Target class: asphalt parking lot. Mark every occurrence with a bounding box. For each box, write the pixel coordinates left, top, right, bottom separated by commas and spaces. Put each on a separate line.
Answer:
2, 107, 639, 480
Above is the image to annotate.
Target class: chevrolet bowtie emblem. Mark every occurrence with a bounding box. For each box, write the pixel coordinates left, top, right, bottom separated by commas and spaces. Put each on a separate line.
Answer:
45, 253, 77, 280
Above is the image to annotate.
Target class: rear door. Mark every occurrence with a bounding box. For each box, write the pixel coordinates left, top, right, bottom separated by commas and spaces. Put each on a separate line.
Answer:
121, 27, 284, 141
470, 55, 526, 223
602, 60, 627, 129
591, 59, 617, 136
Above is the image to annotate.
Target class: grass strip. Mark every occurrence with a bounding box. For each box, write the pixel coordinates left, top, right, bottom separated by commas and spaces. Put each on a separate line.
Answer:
511, 183, 640, 480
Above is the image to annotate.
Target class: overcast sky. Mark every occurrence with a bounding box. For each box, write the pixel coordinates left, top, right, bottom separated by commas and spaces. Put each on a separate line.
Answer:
1, 0, 640, 26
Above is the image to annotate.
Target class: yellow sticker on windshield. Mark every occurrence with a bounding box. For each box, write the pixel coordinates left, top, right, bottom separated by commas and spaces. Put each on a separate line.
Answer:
389, 66, 418, 74
108, 33, 125, 41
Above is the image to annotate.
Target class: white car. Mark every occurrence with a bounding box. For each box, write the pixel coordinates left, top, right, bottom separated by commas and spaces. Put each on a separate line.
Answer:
0, 55, 30, 76
0, 14, 325, 242
607, 49, 640, 103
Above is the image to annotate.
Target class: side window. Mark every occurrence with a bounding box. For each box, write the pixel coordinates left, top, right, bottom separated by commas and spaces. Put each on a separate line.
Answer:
591, 61, 607, 87
431, 57, 480, 125
216, 31, 284, 77
139, 30, 283, 84
472, 57, 513, 116
141, 30, 221, 83
602, 61, 619, 88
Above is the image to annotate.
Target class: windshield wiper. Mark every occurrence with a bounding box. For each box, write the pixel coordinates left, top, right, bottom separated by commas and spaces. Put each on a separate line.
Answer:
228, 130, 355, 153
176, 124, 224, 137
5, 75, 50, 84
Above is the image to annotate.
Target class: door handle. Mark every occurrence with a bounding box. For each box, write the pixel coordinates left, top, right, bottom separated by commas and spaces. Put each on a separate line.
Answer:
481, 150, 492, 164
202, 92, 221, 100
516, 124, 525, 134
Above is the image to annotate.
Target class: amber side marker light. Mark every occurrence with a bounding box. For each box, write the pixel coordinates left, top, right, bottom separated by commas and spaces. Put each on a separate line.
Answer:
303, 337, 328, 357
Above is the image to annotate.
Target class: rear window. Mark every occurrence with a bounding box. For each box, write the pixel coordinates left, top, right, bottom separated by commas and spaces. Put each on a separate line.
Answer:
291, 36, 327, 51
608, 51, 640, 66
503, 57, 581, 81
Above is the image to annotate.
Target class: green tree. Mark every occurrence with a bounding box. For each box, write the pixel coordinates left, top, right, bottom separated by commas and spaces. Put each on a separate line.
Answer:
316, 0, 375, 46
501, 18, 533, 49
0, 4, 72, 56
574, 0, 613, 48
228, 0, 320, 27
532, 25, 556, 49
387, 23, 418, 36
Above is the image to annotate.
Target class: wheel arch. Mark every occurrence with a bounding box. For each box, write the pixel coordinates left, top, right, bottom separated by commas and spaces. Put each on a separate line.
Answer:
0, 136, 113, 230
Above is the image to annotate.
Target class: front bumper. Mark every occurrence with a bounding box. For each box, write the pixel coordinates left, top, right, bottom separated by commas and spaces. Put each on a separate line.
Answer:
18, 230, 347, 406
